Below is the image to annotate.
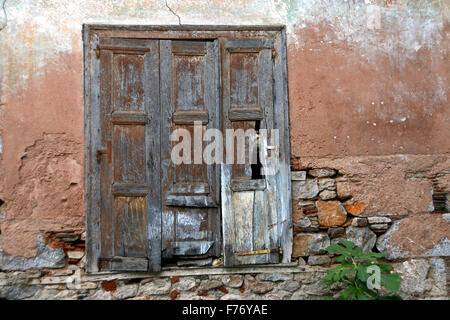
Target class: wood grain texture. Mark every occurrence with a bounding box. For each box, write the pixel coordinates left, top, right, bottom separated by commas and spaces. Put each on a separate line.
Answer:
110, 111, 149, 125
88, 37, 162, 272
98, 257, 148, 272
160, 40, 221, 259
171, 241, 214, 256
221, 37, 286, 266
166, 195, 218, 207
85, 27, 291, 272
85, 25, 102, 273
228, 107, 263, 121
231, 178, 266, 191
172, 182, 210, 194
144, 39, 162, 272
273, 30, 292, 263
172, 110, 209, 124
113, 196, 148, 257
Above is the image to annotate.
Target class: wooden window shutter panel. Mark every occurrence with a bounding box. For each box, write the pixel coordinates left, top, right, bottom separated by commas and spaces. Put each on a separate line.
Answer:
221, 36, 292, 266
88, 37, 162, 272
159, 40, 222, 259
85, 27, 292, 272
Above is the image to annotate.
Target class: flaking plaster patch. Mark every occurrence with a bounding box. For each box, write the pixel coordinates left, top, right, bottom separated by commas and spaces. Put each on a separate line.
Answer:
0, 234, 65, 270
1, 1, 447, 95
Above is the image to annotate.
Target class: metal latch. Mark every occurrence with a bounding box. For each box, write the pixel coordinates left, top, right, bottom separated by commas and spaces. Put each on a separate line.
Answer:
272, 49, 277, 61
237, 248, 282, 256
96, 141, 112, 163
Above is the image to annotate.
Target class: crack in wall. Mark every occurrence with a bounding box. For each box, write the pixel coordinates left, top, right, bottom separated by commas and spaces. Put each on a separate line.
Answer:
165, 0, 181, 25
0, 0, 7, 31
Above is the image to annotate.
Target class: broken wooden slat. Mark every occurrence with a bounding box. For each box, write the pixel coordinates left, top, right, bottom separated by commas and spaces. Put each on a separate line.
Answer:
171, 241, 214, 256
231, 179, 266, 191
171, 182, 210, 194
166, 195, 218, 207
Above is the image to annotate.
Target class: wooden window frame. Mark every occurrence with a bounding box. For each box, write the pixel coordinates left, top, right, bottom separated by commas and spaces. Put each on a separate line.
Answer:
83, 25, 292, 273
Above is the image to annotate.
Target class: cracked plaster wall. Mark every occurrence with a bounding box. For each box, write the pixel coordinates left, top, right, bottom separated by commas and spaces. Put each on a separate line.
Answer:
0, 0, 448, 260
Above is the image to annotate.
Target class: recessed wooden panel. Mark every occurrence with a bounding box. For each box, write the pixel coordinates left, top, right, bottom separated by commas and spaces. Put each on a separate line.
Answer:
174, 55, 205, 110
113, 124, 147, 184
113, 54, 145, 111
230, 53, 259, 107
233, 191, 254, 253
221, 38, 286, 267
114, 196, 148, 257
160, 39, 221, 259
174, 124, 208, 184
176, 208, 209, 241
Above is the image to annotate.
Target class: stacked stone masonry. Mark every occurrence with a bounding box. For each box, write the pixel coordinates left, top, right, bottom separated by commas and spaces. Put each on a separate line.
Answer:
0, 168, 449, 300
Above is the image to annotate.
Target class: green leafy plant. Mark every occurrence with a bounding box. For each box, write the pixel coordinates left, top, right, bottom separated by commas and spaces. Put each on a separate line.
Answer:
321, 240, 402, 300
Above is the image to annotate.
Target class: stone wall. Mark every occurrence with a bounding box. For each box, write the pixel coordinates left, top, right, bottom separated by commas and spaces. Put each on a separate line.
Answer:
290, 167, 449, 300
0, 170, 448, 300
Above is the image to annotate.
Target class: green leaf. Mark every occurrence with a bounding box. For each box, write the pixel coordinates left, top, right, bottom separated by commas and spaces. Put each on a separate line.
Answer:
379, 263, 392, 273
357, 264, 370, 282
359, 283, 378, 299
356, 288, 371, 300
381, 273, 402, 292
358, 251, 384, 263
353, 247, 363, 257
326, 243, 347, 254
341, 240, 355, 250
339, 287, 358, 300
322, 266, 342, 285
321, 240, 402, 301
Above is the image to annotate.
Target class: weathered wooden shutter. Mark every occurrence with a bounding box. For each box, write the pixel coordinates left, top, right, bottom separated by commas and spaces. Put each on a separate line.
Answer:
221, 38, 289, 266
160, 40, 221, 259
93, 38, 162, 272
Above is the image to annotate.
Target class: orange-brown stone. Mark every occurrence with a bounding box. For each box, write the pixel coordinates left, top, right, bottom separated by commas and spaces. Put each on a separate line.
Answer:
344, 201, 369, 216
316, 200, 347, 227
